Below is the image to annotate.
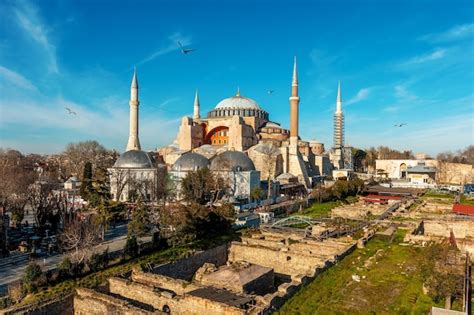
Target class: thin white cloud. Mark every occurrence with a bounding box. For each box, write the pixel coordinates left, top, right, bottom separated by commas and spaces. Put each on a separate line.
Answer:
420, 23, 474, 43
13, 0, 59, 74
136, 32, 192, 66
346, 88, 371, 105
0, 65, 38, 91
383, 106, 400, 113
404, 48, 446, 65
394, 85, 418, 101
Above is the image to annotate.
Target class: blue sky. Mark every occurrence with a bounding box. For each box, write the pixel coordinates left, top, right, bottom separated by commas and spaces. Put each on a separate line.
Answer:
0, 0, 473, 155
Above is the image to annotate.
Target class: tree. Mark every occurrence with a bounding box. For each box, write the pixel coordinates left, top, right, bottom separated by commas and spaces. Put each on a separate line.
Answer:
421, 243, 464, 309
22, 263, 43, 293
59, 218, 100, 264
258, 143, 280, 199
63, 140, 116, 177
94, 202, 112, 240
128, 200, 151, 237
124, 235, 139, 258
352, 148, 367, 172
181, 168, 216, 204
80, 162, 93, 199
250, 187, 264, 203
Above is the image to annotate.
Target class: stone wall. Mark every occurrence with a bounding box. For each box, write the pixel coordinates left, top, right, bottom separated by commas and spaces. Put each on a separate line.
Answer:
228, 242, 325, 277
74, 288, 154, 315
131, 269, 199, 295
1, 295, 73, 315
152, 244, 228, 280
108, 277, 175, 312
423, 220, 474, 238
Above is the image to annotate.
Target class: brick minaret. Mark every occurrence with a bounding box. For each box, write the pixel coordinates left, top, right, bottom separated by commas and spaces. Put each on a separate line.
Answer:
289, 57, 300, 146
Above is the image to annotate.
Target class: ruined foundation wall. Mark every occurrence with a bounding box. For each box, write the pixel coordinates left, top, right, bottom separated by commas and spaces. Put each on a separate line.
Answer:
74, 288, 152, 315
1, 295, 73, 315
108, 277, 175, 311
424, 221, 474, 238
228, 242, 325, 277
152, 244, 228, 280
132, 269, 199, 295
177, 294, 246, 315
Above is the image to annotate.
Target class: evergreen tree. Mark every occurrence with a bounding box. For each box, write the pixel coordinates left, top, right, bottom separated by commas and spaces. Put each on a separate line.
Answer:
80, 162, 93, 199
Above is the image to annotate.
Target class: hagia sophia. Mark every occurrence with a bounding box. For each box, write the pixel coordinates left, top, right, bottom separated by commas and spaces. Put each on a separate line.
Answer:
109, 58, 353, 202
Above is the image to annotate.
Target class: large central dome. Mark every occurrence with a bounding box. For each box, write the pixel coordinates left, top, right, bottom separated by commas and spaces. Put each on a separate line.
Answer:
207, 89, 268, 120
215, 95, 261, 110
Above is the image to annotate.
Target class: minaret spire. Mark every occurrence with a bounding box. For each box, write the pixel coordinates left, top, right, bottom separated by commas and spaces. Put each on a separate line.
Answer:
333, 81, 344, 148
336, 80, 342, 113
193, 89, 200, 120
126, 68, 141, 151
289, 56, 300, 145
236, 86, 241, 97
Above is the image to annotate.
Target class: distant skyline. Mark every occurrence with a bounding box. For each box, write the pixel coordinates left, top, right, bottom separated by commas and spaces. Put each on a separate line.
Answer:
0, 0, 473, 155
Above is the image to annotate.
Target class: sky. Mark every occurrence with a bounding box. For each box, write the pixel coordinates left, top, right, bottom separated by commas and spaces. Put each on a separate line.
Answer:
0, 0, 473, 156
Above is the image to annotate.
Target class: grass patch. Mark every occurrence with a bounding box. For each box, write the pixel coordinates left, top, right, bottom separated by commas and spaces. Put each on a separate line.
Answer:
421, 191, 454, 200
277, 230, 442, 314
300, 201, 341, 218
460, 195, 474, 205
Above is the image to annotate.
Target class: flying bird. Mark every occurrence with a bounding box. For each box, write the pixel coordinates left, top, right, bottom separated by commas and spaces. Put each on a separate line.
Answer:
177, 41, 196, 54
64, 107, 77, 115
394, 123, 407, 127
267, 90, 275, 95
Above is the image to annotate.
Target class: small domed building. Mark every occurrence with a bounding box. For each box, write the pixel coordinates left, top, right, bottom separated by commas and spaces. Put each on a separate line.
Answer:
209, 151, 260, 202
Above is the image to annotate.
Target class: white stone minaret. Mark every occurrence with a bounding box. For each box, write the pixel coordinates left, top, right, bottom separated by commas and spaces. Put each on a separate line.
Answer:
126, 68, 141, 151
333, 81, 344, 148
193, 89, 200, 120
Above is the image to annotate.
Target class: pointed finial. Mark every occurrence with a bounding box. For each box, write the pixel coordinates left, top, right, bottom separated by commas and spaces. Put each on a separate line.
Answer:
292, 56, 298, 86
194, 89, 199, 105
131, 67, 138, 89
236, 86, 241, 97
336, 81, 342, 113
337, 80, 341, 102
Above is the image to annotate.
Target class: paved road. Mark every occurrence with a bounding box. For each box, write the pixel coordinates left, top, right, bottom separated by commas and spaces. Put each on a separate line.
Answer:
0, 224, 130, 295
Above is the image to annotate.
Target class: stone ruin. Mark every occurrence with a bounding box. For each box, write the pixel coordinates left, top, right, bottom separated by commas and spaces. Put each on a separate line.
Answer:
74, 230, 356, 314
331, 202, 387, 220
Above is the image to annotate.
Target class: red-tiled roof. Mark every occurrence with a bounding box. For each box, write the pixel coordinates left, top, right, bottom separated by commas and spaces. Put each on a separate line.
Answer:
363, 194, 402, 201
452, 204, 474, 216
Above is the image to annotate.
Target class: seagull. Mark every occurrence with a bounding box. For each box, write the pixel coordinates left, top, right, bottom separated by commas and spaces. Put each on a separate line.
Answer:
267, 90, 275, 95
394, 123, 407, 127
64, 107, 77, 115
177, 41, 196, 54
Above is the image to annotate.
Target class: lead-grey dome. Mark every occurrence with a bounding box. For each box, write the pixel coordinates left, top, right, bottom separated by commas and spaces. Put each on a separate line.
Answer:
114, 150, 154, 168
172, 152, 210, 172
210, 151, 255, 172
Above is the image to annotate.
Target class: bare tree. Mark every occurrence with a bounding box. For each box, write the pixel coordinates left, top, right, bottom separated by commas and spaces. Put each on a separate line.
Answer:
258, 143, 280, 199
60, 218, 100, 264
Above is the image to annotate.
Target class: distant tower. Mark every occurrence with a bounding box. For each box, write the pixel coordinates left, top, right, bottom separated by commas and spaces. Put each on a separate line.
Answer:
193, 89, 200, 120
126, 68, 141, 151
333, 81, 344, 148
289, 57, 300, 146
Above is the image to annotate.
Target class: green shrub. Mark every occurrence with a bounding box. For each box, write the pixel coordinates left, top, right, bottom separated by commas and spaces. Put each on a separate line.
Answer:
87, 248, 110, 272
22, 263, 43, 293
124, 235, 139, 259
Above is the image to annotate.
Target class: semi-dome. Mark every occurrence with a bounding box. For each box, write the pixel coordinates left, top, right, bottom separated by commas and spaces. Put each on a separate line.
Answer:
114, 150, 154, 168
171, 152, 210, 172
210, 151, 255, 172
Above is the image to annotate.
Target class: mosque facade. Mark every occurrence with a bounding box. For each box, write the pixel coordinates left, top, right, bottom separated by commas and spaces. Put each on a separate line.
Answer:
165, 58, 338, 189
110, 58, 353, 202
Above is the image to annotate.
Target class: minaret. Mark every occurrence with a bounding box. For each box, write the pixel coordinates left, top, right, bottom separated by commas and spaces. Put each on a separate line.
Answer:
333, 81, 344, 148
126, 68, 141, 151
289, 57, 300, 146
193, 89, 200, 120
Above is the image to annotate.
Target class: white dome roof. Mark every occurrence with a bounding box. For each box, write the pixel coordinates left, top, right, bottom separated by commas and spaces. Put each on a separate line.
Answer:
215, 96, 261, 110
